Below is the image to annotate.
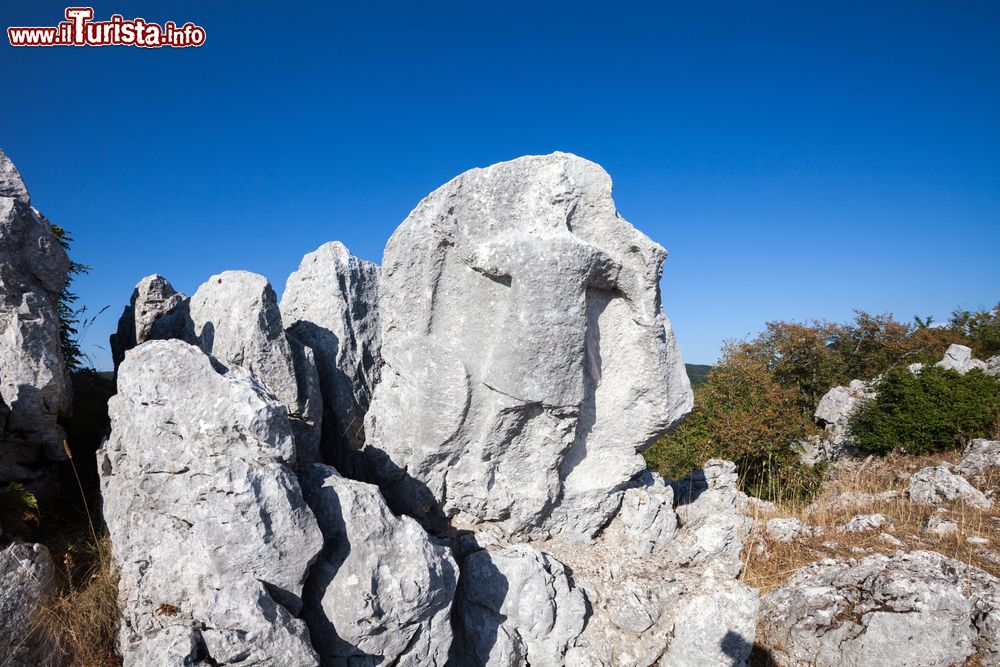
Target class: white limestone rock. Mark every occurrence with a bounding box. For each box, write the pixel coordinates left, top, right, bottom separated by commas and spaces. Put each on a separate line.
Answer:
0, 152, 71, 488
454, 542, 587, 667
109, 274, 186, 372
841, 513, 889, 533
618, 469, 677, 557
658, 577, 759, 667
957, 439, 1000, 479
758, 551, 1000, 666
811, 379, 875, 459
364, 152, 692, 541
766, 518, 814, 543
937, 343, 988, 374
0, 541, 57, 666
987, 355, 1000, 378
925, 509, 959, 537
908, 465, 992, 510
281, 242, 381, 472
301, 463, 457, 666
99, 339, 323, 665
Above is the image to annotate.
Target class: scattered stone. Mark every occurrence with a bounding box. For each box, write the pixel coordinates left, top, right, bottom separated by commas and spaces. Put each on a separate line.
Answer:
968, 536, 990, 547
281, 241, 382, 472
99, 340, 323, 665
957, 439, 1000, 479
908, 362, 925, 374
841, 513, 889, 533
936, 343, 988, 374
363, 152, 693, 540
759, 551, 1000, 667
766, 517, 815, 543
909, 465, 992, 510
878, 533, 904, 547
0, 151, 71, 490
0, 541, 57, 665
925, 509, 959, 537
301, 464, 457, 665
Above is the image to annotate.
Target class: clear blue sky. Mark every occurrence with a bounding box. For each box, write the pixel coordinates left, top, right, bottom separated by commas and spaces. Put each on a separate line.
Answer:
2, 1, 998, 368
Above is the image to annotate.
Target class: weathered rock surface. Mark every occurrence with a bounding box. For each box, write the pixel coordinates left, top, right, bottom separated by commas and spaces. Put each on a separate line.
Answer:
841, 513, 888, 533
809, 379, 875, 461
99, 340, 323, 665
618, 469, 677, 557
0, 150, 71, 488
668, 459, 753, 576
0, 540, 57, 666
281, 242, 381, 471
957, 439, 1000, 479
109, 274, 186, 372
454, 541, 587, 667
987, 355, 1000, 378
301, 463, 456, 666
364, 152, 692, 540
759, 551, 1000, 667
766, 517, 814, 543
937, 343, 988, 374
908, 465, 992, 510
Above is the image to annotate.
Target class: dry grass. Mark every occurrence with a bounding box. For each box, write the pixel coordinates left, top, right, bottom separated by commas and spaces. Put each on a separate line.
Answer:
741, 451, 1000, 594
33, 535, 120, 666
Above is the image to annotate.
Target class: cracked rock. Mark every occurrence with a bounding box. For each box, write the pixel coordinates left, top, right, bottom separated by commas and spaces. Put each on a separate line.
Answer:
908, 465, 992, 510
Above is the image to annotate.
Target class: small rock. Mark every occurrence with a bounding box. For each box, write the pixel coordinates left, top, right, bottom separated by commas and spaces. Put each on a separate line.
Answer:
0, 541, 57, 665
842, 513, 889, 533
878, 533, 904, 547
968, 536, 990, 547
925, 509, 959, 537
766, 518, 814, 543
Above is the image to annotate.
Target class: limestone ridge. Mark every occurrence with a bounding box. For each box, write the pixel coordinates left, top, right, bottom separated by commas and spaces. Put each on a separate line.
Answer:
94, 152, 767, 666
0, 148, 71, 491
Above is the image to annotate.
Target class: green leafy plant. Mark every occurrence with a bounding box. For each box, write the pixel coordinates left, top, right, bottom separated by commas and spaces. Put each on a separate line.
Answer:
0, 482, 41, 524
849, 366, 1000, 455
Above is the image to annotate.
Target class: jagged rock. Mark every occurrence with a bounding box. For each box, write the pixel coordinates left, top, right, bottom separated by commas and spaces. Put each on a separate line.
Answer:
0, 149, 30, 204
363, 153, 692, 540
109, 274, 186, 372
924, 508, 959, 537
0, 541, 57, 666
957, 439, 1000, 479
301, 464, 457, 666
668, 460, 752, 576
618, 469, 677, 556
841, 513, 889, 533
454, 541, 587, 666
937, 343, 988, 374
758, 551, 1000, 666
908, 465, 992, 510
766, 518, 813, 543
987, 355, 1000, 378
811, 379, 875, 460
0, 151, 71, 489
658, 576, 759, 667
281, 242, 381, 471
99, 339, 323, 665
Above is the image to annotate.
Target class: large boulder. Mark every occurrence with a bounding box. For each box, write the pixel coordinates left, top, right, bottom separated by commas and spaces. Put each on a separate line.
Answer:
364, 152, 692, 540
758, 551, 1000, 666
301, 463, 457, 665
109, 274, 186, 372
99, 339, 323, 665
810, 379, 875, 460
281, 242, 381, 472
0, 149, 71, 488
0, 540, 57, 666
908, 465, 992, 510
936, 343, 988, 374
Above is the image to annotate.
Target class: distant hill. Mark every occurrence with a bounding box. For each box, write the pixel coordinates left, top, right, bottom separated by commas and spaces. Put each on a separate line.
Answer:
685, 363, 712, 388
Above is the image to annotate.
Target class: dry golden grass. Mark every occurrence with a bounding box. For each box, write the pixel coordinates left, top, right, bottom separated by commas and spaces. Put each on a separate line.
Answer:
741, 451, 1000, 595
34, 535, 120, 666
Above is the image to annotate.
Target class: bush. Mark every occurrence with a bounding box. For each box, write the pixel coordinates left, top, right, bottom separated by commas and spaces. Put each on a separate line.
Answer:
644, 343, 824, 501
849, 366, 1000, 455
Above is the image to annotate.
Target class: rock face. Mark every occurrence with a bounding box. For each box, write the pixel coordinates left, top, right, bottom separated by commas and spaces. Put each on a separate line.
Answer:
908, 465, 992, 510
99, 340, 323, 665
936, 343, 988, 374
810, 379, 875, 461
759, 551, 1000, 667
364, 152, 692, 540
301, 463, 457, 666
281, 242, 381, 471
0, 540, 57, 666
109, 274, 186, 372
0, 150, 71, 488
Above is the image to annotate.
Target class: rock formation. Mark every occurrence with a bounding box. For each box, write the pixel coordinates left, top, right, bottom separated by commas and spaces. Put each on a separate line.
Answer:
109, 274, 186, 372
0, 540, 57, 665
301, 463, 456, 665
957, 439, 1000, 480
281, 242, 381, 471
99, 340, 323, 664
364, 152, 692, 541
908, 465, 992, 510
0, 150, 71, 490
937, 343, 988, 374
759, 551, 1000, 666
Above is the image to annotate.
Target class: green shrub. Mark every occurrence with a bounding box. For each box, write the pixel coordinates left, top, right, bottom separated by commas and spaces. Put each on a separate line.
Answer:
849, 366, 1000, 455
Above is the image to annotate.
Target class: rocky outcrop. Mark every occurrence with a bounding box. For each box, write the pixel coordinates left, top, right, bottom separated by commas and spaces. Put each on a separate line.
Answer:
364, 152, 692, 541
937, 343, 988, 374
301, 463, 456, 666
109, 274, 187, 372
766, 518, 817, 543
957, 439, 1000, 480
809, 379, 876, 462
0, 540, 57, 666
759, 551, 1000, 666
908, 465, 992, 510
281, 242, 381, 472
99, 340, 323, 665
0, 149, 71, 489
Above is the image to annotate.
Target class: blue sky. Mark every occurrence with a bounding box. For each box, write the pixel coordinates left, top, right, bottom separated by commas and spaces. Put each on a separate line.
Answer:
2, 1, 998, 367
